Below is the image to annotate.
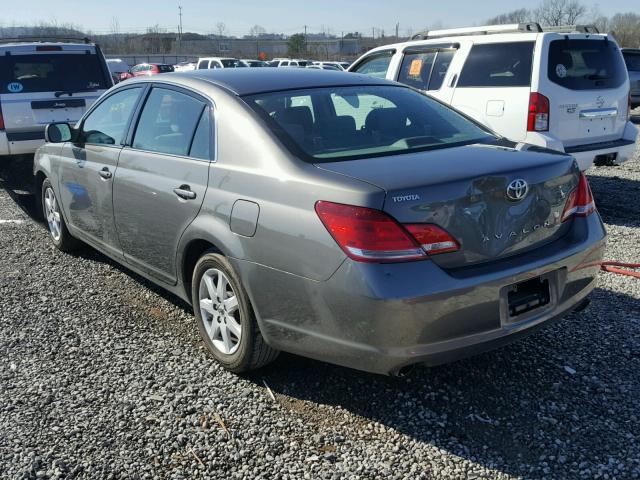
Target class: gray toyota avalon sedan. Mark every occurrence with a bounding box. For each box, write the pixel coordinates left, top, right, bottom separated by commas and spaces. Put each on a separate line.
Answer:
34, 69, 606, 375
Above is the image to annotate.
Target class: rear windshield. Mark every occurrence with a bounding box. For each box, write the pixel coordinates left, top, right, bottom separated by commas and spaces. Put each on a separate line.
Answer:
547, 39, 626, 90
623, 52, 640, 71
157, 64, 174, 73
244, 85, 493, 162
0, 53, 109, 94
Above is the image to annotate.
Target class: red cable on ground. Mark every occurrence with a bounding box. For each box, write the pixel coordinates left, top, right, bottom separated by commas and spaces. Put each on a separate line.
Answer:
599, 261, 640, 279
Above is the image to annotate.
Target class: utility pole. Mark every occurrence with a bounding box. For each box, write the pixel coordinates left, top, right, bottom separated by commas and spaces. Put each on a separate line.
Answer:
178, 6, 183, 55
372, 27, 375, 40
395, 22, 399, 40
304, 25, 307, 56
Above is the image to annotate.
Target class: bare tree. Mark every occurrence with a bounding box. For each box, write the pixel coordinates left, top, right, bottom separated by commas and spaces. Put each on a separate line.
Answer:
248, 25, 266, 38
609, 12, 640, 48
487, 8, 531, 25
534, 0, 586, 26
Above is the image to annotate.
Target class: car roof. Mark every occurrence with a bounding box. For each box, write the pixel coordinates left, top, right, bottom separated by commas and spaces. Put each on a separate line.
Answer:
174, 68, 394, 95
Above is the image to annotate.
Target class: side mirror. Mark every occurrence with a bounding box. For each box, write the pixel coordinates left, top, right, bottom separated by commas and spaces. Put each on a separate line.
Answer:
45, 122, 73, 143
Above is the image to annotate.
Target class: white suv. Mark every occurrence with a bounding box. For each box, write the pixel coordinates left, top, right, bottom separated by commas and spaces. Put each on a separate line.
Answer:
196, 57, 245, 69
0, 38, 112, 158
349, 23, 638, 170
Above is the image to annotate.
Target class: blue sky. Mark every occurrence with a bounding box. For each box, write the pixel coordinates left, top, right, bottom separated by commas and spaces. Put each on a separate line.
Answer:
3, 0, 634, 36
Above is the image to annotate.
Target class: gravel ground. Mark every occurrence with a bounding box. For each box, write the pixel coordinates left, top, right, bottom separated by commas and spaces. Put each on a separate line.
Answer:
1, 136, 639, 479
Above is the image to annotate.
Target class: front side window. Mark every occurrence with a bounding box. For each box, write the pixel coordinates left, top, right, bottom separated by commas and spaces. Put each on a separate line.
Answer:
132, 87, 206, 156
0, 53, 110, 94
82, 87, 143, 145
351, 51, 394, 79
197, 60, 208, 70
245, 85, 493, 162
548, 39, 627, 90
458, 42, 534, 87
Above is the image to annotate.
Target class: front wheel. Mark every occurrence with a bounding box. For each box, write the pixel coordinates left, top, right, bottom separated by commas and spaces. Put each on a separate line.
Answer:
41, 178, 79, 252
192, 252, 278, 373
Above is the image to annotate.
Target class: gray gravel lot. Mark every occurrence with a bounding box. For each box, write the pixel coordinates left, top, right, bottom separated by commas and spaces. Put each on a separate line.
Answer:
1, 137, 639, 479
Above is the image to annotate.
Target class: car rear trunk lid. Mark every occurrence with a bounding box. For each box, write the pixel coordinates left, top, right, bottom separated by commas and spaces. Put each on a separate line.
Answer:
316, 143, 578, 269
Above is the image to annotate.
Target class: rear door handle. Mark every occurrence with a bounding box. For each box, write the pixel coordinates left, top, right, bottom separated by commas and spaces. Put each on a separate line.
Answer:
173, 184, 197, 200
99, 167, 112, 179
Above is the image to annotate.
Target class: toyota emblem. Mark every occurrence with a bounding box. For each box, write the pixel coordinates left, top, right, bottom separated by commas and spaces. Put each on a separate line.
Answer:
506, 179, 528, 201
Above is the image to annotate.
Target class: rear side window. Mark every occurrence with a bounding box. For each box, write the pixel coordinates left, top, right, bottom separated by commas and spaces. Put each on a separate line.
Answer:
0, 53, 109, 94
458, 42, 534, 87
623, 52, 640, 71
351, 51, 394, 79
398, 50, 455, 91
133, 88, 206, 156
548, 39, 627, 90
189, 108, 212, 160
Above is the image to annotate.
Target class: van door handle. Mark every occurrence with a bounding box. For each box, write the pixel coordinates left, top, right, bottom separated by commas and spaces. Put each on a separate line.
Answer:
449, 73, 458, 88
99, 167, 112, 179
173, 185, 197, 200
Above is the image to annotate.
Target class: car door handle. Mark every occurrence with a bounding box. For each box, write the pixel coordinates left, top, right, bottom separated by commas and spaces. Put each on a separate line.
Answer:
173, 185, 197, 200
99, 167, 112, 179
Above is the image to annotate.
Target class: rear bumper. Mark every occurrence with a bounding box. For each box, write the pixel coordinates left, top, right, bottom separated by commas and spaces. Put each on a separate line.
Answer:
235, 214, 607, 375
0, 129, 46, 156
524, 121, 638, 171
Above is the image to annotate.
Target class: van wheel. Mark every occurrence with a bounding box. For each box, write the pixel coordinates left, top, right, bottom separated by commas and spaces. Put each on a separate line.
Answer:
192, 252, 279, 372
41, 178, 79, 252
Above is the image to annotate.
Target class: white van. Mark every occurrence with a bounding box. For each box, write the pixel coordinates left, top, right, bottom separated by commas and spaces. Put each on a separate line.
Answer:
0, 39, 113, 157
349, 24, 638, 170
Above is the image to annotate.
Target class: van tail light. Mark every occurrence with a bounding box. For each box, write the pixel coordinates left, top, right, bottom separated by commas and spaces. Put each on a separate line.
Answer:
561, 173, 595, 222
0, 102, 4, 131
527, 92, 550, 132
315, 201, 459, 263
36, 45, 62, 51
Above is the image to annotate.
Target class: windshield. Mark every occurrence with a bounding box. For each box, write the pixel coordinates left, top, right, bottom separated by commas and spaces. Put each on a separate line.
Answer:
221, 59, 246, 68
0, 53, 109, 94
547, 39, 627, 90
244, 85, 493, 162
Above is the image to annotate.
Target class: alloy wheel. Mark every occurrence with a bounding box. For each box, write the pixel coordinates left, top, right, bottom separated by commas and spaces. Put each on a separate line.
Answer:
44, 187, 62, 242
198, 268, 242, 355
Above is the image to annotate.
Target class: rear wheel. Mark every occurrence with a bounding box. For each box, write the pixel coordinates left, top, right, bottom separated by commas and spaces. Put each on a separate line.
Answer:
192, 252, 278, 372
41, 178, 79, 252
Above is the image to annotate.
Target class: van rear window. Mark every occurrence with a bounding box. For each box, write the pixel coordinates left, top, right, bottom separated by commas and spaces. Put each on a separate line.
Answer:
458, 42, 534, 87
547, 39, 626, 90
0, 53, 109, 94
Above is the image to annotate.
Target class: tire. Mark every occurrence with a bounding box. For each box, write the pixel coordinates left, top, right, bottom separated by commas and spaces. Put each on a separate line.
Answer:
192, 251, 279, 373
41, 178, 79, 252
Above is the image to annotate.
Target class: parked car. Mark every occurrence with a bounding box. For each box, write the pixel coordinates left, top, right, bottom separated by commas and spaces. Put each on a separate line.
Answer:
306, 64, 342, 71
131, 63, 175, 76
0, 38, 112, 158
174, 61, 197, 72
240, 59, 269, 67
622, 48, 640, 108
106, 58, 131, 84
350, 23, 638, 170
313, 61, 350, 71
196, 57, 245, 69
269, 58, 311, 68
35, 69, 605, 375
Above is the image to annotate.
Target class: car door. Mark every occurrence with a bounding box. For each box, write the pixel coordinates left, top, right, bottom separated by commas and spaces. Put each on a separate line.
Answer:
57, 85, 145, 257
394, 46, 458, 103
113, 85, 212, 284
450, 41, 535, 142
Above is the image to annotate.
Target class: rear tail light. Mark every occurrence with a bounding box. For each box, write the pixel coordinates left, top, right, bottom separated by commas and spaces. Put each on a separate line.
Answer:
0, 102, 4, 131
527, 92, 549, 132
404, 224, 460, 255
561, 173, 595, 222
315, 201, 459, 263
628, 91, 632, 121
